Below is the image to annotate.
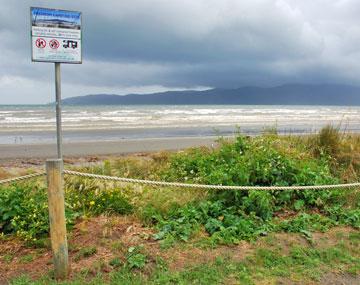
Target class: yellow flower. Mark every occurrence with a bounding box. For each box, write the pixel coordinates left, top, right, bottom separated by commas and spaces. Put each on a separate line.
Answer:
89, 201, 95, 206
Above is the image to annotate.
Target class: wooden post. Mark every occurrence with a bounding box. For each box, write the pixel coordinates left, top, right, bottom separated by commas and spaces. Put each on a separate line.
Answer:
46, 159, 69, 279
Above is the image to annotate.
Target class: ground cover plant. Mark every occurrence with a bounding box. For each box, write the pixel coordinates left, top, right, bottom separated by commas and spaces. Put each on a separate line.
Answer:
0, 125, 359, 283
146, 131, 360, 245
6, 226, 360, 284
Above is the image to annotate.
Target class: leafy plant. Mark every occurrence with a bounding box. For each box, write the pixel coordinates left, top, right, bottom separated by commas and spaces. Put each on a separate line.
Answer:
0, 183, 75, 241
278, 213, 336, 233
0, 179, 133, 240
152, 133, 356, 245
109, 257, 122, 268
126, 246, 147, 269
65, 178, 133, 216
74, 246, 97, 261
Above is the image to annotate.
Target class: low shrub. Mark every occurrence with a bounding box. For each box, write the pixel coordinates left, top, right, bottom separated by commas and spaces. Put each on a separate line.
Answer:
277, 213, 336, 233
152, 133, 356, 244
66, 184, 133, 216
325, 205, 360, 228
0, 183, 75, 241
0, 179, 133, 240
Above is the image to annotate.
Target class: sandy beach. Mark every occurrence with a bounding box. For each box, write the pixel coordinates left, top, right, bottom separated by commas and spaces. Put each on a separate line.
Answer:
0, 136, 218, 162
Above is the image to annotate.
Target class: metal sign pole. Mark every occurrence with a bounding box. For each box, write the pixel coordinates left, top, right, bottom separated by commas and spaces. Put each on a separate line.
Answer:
55, 62, 63, 159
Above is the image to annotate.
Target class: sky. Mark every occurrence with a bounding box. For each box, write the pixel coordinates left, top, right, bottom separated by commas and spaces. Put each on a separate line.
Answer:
1, 0, 360, 104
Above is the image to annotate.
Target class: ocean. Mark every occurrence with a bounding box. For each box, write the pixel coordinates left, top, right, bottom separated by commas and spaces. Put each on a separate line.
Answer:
0, 105, 359, 144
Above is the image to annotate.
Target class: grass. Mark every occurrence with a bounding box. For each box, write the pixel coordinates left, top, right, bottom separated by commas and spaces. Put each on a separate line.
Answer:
19, 253, 35, 264
3, 254, 14, 264
1, 125, 360, 283
9, 233, 360, 284
73, 246, 97, 262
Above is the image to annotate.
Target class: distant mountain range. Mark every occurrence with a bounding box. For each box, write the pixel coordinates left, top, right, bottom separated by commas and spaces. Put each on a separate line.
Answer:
61, 84, 360, 105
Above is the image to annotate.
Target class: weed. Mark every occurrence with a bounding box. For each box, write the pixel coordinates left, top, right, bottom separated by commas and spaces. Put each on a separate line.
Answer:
110, 241, 124, 253
91, 258, 108, 274
0, 183, 75, 241
19, 254, 35, 263
0, 180, 133, 241
65, 179, 133, 216
3, 253, 14, 263
151, 132, 359, 245
278, 213, 336, 233
109, 257, 122, 268
126, 246, 147, 269
349, 231, 360, 244
74, 246, 97, 261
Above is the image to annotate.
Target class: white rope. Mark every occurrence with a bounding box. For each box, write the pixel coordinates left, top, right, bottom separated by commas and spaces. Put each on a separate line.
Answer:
63, 170, 360, 191
0, 172, 46, 185
1, 169, 357, 191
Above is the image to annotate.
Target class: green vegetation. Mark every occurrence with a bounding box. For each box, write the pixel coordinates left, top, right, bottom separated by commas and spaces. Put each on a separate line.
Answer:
0, 180, 132, 241
143, 132, 360, 245
0, 183, 55, 241
74, 246, 97, 262
125, 246, 147, 269
1, 125, 360, 283
1, 127, 359, 243
9, 239, 360, 284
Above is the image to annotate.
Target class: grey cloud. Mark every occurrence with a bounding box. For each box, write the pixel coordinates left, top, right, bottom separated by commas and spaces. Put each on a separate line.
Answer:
1, 0, 360, 103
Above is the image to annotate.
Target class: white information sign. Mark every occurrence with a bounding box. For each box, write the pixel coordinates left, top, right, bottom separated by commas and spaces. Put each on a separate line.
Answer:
31, 7, 82, 63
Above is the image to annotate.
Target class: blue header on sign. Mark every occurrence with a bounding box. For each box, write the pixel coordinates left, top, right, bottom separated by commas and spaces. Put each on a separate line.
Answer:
31, 7, 81, 29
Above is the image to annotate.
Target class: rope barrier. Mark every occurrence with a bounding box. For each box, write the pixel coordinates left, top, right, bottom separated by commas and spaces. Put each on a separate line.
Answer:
63, 170, 360, 191
0, 172, 46, 185
1, 169, 359, 191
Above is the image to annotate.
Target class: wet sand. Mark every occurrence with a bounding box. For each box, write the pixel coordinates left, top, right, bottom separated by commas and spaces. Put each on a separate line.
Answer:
0, 136, 219, 162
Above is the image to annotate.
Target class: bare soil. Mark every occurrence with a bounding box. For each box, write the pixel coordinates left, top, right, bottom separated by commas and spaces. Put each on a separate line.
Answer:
0, 216, 359, 284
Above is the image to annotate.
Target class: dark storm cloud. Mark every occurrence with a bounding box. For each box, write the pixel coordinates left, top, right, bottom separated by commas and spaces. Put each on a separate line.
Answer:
1, 0, 360, 103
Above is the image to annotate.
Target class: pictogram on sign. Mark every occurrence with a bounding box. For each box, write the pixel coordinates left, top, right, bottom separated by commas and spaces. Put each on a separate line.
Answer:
63, 40, 78, 49
35, 38, 46, 48
49, 39, 60, 49
31, 7, 82, 63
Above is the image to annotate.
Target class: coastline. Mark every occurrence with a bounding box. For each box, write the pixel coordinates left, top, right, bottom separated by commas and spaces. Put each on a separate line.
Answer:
0, 136, 219, 162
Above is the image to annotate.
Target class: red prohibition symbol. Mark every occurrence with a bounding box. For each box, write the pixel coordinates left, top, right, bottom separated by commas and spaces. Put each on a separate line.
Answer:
35, 38, 46, 48
49, 39, 60, 49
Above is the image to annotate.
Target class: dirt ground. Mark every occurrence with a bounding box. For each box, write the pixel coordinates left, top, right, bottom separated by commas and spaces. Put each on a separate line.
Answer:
0, 216, 359, 284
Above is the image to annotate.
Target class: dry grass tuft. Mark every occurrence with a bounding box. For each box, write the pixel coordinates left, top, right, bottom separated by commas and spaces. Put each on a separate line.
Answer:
0, 168, 10, 180
317, 124, 342, 157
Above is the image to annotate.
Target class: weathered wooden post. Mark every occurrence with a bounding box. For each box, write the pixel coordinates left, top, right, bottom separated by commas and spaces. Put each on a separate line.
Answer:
46, 159, 69, 279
